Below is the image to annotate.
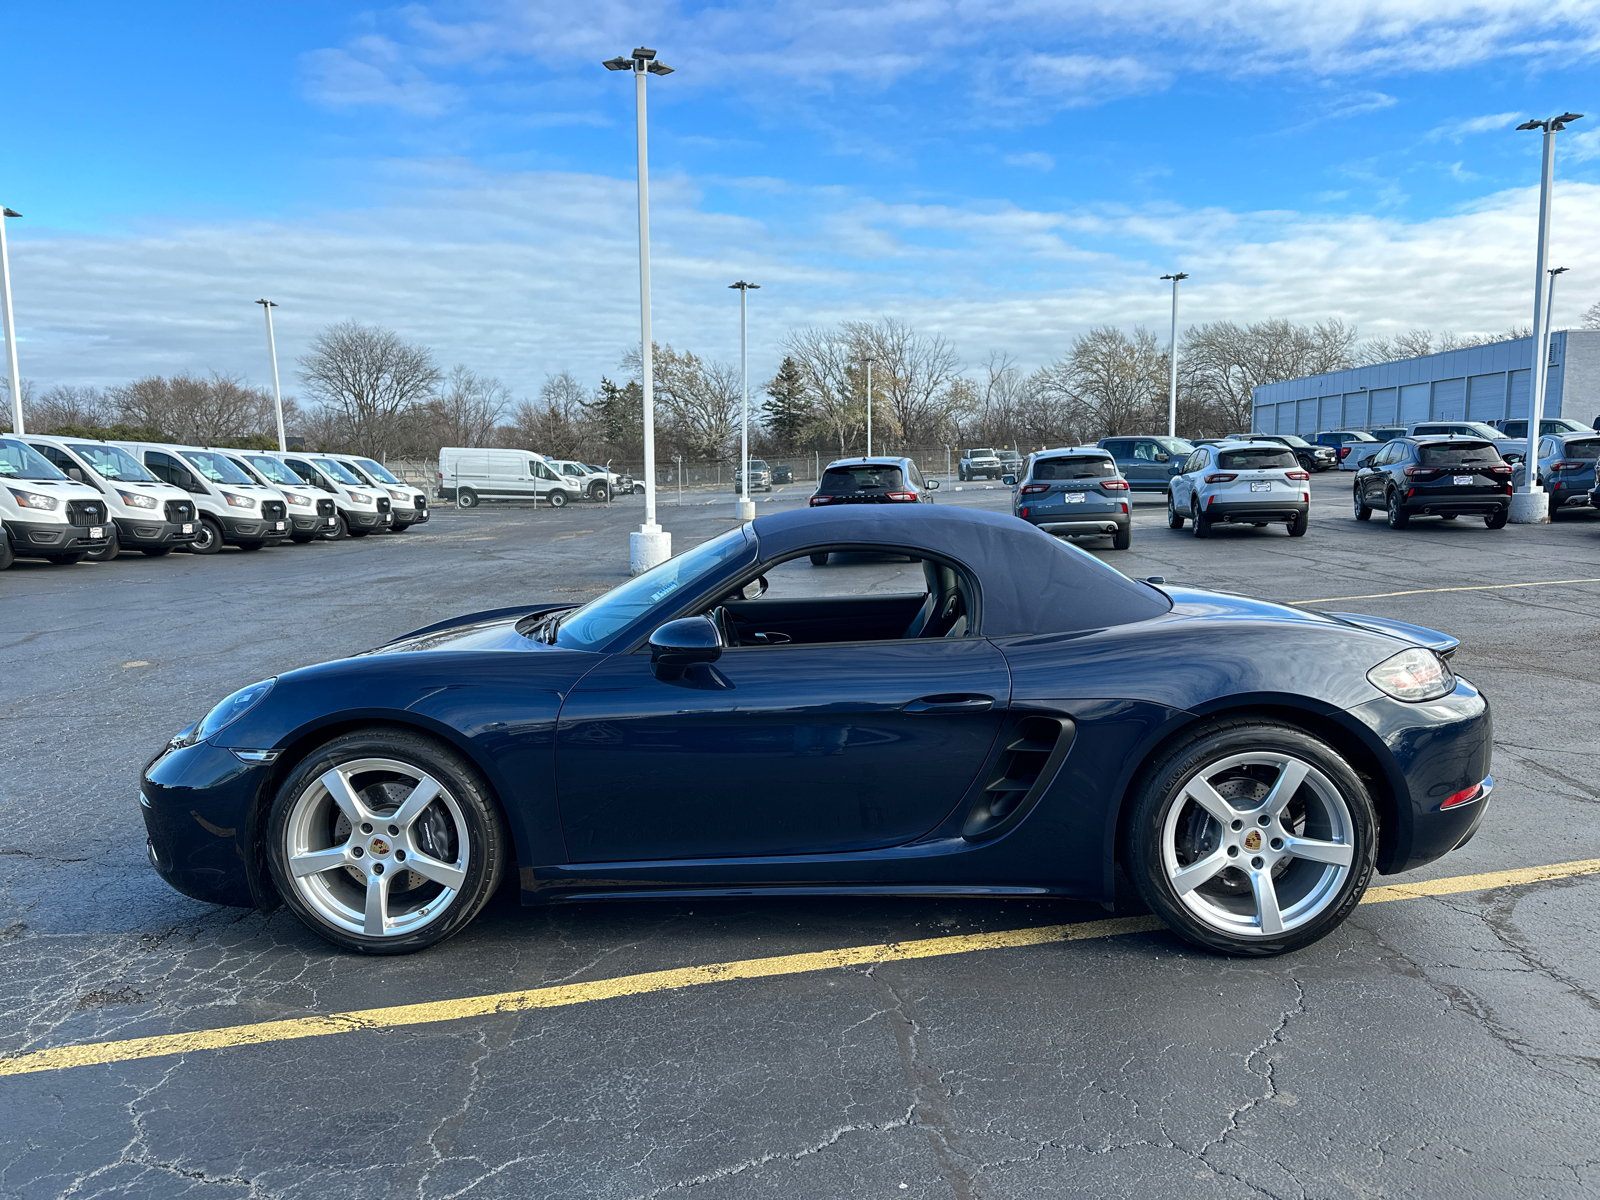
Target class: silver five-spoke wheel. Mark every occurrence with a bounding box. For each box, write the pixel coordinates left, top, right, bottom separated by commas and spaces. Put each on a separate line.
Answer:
1161, 752, 1355, 938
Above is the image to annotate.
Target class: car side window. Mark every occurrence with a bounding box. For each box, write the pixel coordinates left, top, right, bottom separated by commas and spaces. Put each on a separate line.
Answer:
908, 462, 925, 488
534, 462, 557, 481
1182, 451, 1203, 473
1102, 440, 1129, 458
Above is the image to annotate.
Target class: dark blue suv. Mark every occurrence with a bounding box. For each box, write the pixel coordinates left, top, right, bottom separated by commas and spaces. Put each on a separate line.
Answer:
1515, 430, 1600, 517
1353, 436, 1513, 529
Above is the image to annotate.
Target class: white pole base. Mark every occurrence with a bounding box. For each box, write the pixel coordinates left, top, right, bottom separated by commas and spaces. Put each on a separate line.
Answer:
630, 524, 672, 574
735, 498, 756, 522
1508, 490, 1550, 524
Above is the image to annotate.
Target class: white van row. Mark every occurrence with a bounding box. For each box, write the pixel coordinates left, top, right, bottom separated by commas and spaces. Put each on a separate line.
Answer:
438, 446, 637, 508
0, 434, 432, 569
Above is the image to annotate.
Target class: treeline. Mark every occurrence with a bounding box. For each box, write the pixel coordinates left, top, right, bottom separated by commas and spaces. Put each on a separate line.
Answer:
3, 315, 1540, 461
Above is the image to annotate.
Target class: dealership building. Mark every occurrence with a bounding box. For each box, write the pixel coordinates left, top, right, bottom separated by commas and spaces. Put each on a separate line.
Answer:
1250, 328, 1600, 435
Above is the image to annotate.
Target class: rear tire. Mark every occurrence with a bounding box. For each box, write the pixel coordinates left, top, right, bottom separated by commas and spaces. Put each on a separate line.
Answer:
1385, 492, 1410, 529
1191, 499, 1210, 539
1485, 507, 1509, 529
1167, 494, 1185, 529
86, 531, 121, 562
1125, 718, 1376, 956
1288, 510, 1308, 537
457, 488, 479, 508
190, 517, 223, 555
1112, 523, 1131, 550
809, 551, 829, 566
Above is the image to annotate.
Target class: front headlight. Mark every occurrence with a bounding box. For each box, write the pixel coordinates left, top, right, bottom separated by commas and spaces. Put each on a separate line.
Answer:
221, 491, 256, 509
350, 491, 375, 507
388, 488, 409, 502
1367, 647, 1455, 703
116, 489, 159, 509
284, 492, 313, 507
195, 679, 275, 743
8, 487, 60, 511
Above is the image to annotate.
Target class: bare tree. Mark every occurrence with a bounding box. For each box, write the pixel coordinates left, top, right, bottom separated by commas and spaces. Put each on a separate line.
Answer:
298, 322, 440, 457
848, 318, 965, 446
423, 364, 509, 448
1357, 326, 1534, 365
506, 371, 593, 458
781, 326, 863, 457
621, 344, 741, 460
1585, 299, 1600, 330
110, 373, 292, 445
1181, 319, 1357, 432
26, 385, 117, 431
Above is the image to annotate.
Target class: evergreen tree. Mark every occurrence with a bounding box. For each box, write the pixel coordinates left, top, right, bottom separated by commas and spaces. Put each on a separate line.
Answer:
762, 356, 811, 450
588, 376, 643, 450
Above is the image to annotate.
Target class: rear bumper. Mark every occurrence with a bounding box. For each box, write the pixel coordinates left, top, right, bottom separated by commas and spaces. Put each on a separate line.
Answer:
1021, 511, 1128, 536
113, 516, 197, 547
1398, 493, 1509, 516
1203, 499, 1308, 522
5, 517, 110, 554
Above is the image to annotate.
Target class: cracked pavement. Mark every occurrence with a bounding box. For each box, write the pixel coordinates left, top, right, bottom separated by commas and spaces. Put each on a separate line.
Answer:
3, 480, 1599, 1198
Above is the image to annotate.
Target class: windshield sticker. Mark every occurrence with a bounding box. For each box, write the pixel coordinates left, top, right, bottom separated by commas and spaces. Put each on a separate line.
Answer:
649, 580, 682, 603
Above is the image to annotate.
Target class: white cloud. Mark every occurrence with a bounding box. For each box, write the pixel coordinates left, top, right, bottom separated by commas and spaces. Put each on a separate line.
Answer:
3, 166, 1597, 396
1003, 151, 1055, 170
1569, 127, 1600, 161
301, 35, 461, 115
1427, 111, 1524, 141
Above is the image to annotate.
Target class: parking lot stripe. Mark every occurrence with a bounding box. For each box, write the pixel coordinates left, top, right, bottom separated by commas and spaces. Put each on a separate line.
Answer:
1288, 578, 1600, 605
4, 857, 1598, 1079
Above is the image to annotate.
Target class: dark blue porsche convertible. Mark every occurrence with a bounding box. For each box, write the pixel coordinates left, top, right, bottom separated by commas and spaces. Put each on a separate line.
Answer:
141, 505, 1492, 957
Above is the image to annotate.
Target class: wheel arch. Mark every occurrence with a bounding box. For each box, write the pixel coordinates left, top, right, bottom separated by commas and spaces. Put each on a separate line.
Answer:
1105, 697, 1400, 899
244, 712, 528, 913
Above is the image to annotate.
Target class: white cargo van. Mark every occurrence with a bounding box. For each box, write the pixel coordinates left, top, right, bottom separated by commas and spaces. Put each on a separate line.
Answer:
116, 442, 289, 554
0, 437, 113, 568
23, 435, 198, 559
224, 452, 341, 543
323, 453, 430, 530
438, 446, 581, 508
269, 452, 393, 537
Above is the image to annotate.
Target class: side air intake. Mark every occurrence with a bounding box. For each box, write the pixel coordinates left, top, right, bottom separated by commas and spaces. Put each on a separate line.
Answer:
962, 715, 1076, 840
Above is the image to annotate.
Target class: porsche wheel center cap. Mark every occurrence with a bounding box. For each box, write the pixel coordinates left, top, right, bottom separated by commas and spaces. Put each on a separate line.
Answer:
1243, 830, 1263, 852
369, 837, 391, 856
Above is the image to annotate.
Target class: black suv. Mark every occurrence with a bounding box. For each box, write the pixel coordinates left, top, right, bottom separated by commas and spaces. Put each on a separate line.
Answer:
1353, 436, 1513, 529
807, 457, 939, 564
1227, 434, 1337, 473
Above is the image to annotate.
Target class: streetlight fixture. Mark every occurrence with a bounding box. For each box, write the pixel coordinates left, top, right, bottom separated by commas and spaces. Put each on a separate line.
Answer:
1, 207, 23, 436
1510, 111, 1582, 524
255, 299, 288, 452
729, 281, 759, 522
605, 46, 676, 572
1160, 272, 1188, 439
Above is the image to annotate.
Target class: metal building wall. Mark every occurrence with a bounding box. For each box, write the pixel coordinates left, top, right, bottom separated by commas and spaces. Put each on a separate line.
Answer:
1250, 329, 1597, 434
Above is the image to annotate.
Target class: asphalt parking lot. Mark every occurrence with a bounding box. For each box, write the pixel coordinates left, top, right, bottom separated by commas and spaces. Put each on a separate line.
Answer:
3, 474, 1600, 1199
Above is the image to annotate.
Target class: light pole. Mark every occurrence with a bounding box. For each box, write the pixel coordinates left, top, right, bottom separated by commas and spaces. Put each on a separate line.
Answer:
605, 47, 676, 572
1161, 272, 1188, 439
1, 207, 23, 436
730, 281, 759, 521
1510, 111, 1582, 523
255, 299, 287, 452
863, 358, 875, 457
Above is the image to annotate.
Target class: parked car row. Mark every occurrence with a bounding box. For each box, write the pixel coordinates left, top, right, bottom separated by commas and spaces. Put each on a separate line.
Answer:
1312, 418, 1595, 471
0, 434, 432, 569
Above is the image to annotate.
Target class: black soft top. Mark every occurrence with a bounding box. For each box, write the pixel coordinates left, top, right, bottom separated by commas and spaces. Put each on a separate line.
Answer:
750, 505, 1170, 636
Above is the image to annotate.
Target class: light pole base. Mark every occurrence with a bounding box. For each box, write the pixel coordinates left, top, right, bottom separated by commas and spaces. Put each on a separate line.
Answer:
735, 498, 756, 522
1508, 490, 1550, 524
630, 524, 672, 574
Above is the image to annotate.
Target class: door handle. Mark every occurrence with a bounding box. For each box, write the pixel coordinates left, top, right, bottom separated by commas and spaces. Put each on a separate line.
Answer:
903, 694, 994, 714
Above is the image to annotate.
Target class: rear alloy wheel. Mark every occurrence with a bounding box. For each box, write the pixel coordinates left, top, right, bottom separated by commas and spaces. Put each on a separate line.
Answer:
1191, 498, 1211, 539
1288, 510, 1308, 537
1127, 719, 1375, 955
189, 517, 223, 555
1167, 493, 1185, 529
86, 530, 121, 562
1385, 491, 1410, 529
1485, 506, 1509, 530
457, 488, 479, 508
1353, 488, 1371, 521
266, 731, 506, 954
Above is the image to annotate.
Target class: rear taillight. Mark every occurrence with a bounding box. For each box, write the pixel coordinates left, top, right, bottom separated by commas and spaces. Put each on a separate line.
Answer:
809, 494, 831, 506
1286, 469, 1310, 481
1403, 466, 1440, 478
1102, 479, 1129, 490
1440, 784, 1482, 810
1552, 460, 1588, 471
1203, 473, 1237, 483
1489, 464, 1512, 475
885, 491, 915, 501
1338, 446, 1350, 460
1020, 483, 1050, 495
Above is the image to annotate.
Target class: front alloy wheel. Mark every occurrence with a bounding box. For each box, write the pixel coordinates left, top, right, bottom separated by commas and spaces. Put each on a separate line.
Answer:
1128, 720, 1375, 955
267, 731, 505, 953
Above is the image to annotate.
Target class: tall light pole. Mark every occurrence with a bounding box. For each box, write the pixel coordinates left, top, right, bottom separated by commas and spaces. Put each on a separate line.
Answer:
255, 299, 287, 452
1510, 111, 1582, 523
729, 281, 758, 522
1161, 272, 1188, 439
605, 47, 675, 572
863, 358, 874, 457
1, 207, 23, 436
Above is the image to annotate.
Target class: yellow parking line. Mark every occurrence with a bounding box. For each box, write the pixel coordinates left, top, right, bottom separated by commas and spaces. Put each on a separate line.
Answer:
4, 858, 1599, 1079
1288, 578, 1600, 605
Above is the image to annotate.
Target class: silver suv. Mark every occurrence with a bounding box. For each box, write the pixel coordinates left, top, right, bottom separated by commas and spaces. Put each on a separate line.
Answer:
959, 448, 1002, 481
1168, 440, 1310, 538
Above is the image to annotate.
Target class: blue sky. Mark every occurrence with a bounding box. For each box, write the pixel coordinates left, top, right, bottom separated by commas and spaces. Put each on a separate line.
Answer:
5, 1, 1599, 398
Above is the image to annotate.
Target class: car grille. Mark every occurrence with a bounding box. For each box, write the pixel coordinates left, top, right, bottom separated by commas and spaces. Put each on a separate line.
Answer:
377, 497, 392, 514
415, 495, 427, 511
317, 498, 337, 517
262, 500, 287, 521
66, 500, 107, 526
163, 499, 195, 523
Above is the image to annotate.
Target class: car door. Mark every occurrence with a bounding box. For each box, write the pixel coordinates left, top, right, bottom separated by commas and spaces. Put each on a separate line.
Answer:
554, 592, 1012, 863
1358, 444, 1390, 504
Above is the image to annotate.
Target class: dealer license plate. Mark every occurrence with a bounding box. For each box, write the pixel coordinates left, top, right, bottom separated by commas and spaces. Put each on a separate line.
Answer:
1251, 481, 1271, 492
181, 523, 193, 533
88, 526, 104, 538
1065, 493, 1086, 504
275, 521, 286, 531
327, 517, 338, 526
1454, 475, 1473, 485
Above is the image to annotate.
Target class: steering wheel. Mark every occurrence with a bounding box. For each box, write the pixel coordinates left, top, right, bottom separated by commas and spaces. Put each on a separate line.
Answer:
710, 605, 738, 648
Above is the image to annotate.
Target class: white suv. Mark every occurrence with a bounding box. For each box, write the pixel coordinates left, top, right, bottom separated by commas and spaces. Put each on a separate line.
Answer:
1167, 440, 1310, 538
0, 436, 112, 567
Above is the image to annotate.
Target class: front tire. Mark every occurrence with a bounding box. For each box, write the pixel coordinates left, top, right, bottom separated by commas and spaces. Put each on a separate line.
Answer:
190, 517, 223, 555
141, 546, 173, 557
547, 490, 568, 509
45, 553, 86, 565
1126, 718, 1376, 956
809, 551, 829, 566
236, 539, 267, 551
86, 531, 121, 562
266, 730, 507, 955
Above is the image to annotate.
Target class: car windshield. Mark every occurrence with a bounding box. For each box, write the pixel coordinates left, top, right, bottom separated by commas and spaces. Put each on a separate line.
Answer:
747, 460, 769, 470
1418, 442, 1500, 466
354, 457, 402, 484
66, 443, 156, 482
1276, 435, 1312, 448
242, 455, 302, 485
553, 526, 754, 651
820, 465, 905, 492
1455, 423, 1503, 440
180, 449, 252, 485
998, 450, 1022, 460
1218, 448, 1297, 470
226, 457, 269, 485
1033, 456, 1116, 480
1153, 438, 1195, 454
1340, 431, 1377, 441
1556, 439, 1600, 461
313, 458, 364, 485
968, 449, 994, 458
0, 438, 70, 480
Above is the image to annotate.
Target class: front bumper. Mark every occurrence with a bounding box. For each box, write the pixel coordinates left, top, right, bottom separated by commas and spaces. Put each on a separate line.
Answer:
4, 517, 110, 554
347, 509, 393, 529
142, 738, 276, 909
1202, 499, 1308, 522
291, 511, 343, 534
220, 512, 290, 542
114, 515, 197, 547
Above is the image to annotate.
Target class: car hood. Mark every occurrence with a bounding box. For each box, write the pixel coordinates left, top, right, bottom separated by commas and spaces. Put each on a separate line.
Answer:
366, 603, 579, 656
1162, 586, 1457, 654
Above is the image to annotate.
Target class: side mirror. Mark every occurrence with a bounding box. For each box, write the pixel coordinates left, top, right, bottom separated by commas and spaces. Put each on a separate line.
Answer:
66, 467, 85, 482
649, 616, 723, 680
1155, 452, 1170, 463
1002, 475, 1017, 487
926, 478, 940, 490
